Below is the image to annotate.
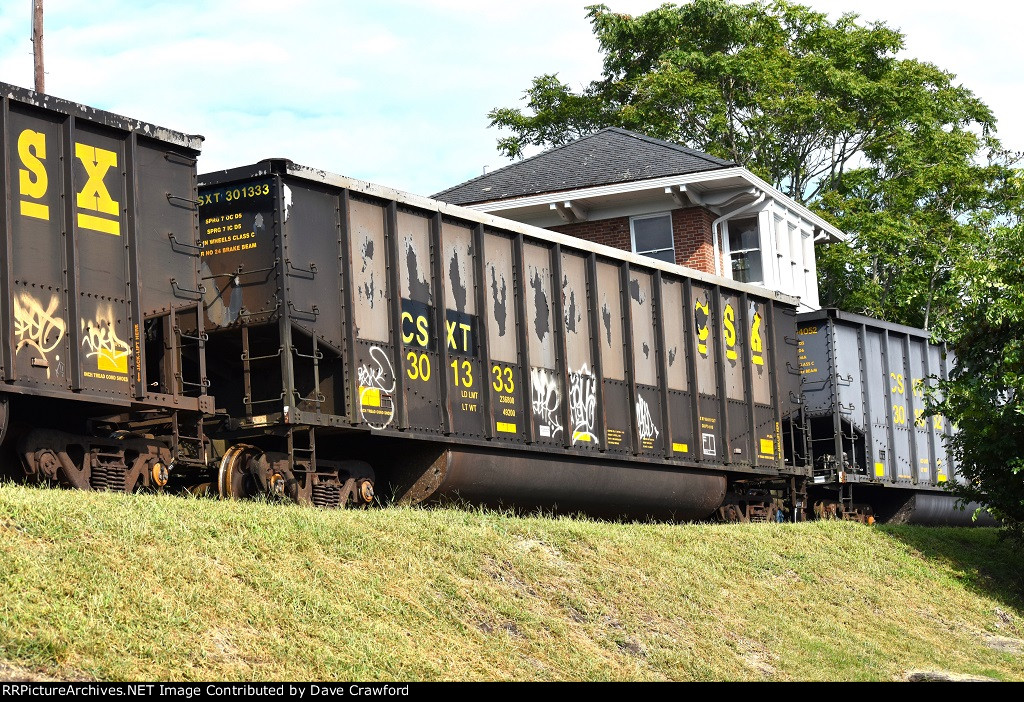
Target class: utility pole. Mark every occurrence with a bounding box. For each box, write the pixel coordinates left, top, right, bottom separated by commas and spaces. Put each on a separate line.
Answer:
31, 0, 44, 93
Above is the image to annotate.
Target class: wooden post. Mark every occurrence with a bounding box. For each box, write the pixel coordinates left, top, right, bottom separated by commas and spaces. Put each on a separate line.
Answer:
32, 1, 44, 94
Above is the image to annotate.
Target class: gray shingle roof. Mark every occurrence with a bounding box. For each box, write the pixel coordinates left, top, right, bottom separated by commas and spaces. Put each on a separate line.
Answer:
433, 127, 735, 205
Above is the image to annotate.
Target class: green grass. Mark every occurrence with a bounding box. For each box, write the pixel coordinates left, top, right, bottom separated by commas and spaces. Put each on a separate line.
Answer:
0, 483, 1022, 681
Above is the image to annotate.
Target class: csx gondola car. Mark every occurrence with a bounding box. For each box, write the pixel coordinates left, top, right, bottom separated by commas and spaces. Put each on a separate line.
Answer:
194, 159, 809, 520
0, 82, 212, 492
796, 308, 989, 525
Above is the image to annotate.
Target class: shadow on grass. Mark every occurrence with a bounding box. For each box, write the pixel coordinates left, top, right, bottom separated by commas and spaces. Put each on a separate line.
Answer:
879, 525, 1024, 611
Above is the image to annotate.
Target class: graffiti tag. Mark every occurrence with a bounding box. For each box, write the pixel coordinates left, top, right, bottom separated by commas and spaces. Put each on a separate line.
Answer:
568, 363, 597, 444
357, 346, 396, 430
531, 367, 562, 440
636, 395, 660, 444
82, 309, 130, 376
14, 293, 66, 378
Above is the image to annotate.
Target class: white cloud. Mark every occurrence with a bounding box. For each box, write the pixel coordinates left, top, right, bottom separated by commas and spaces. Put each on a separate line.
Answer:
0, 0, 1019, 197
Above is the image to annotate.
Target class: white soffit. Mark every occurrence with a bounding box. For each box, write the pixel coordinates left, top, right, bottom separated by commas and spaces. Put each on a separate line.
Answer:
466, 167, 845, 243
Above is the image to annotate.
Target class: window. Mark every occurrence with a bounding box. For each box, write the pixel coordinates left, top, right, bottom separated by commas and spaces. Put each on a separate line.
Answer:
630, 213, 675, 263
728, 217, 763, 284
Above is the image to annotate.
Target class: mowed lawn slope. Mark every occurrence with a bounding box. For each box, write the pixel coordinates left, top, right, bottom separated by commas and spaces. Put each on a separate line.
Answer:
0, 484, 1021, 681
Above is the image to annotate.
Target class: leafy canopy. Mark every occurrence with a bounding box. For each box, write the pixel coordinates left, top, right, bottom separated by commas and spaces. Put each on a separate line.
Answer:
490, 1, 1024, 536
929, 208, 1024, 540
489, 0, 1018, 328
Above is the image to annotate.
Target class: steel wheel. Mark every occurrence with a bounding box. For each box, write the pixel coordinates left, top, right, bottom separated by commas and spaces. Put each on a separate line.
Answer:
217, 444, 263, 500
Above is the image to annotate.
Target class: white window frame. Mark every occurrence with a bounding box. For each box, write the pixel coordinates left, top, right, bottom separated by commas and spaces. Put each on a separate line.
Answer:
759, 202, 821, 309
724, 215, 764, 285
629, 212, 675, 263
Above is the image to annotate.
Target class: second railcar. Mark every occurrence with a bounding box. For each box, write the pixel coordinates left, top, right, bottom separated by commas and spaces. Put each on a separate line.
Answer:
194, 159, 808, 520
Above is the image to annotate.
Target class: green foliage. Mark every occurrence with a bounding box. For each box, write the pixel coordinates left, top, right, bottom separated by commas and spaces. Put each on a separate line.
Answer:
490, 1, 1024, 540
931, 214, 1024, 543
489, 0, 1018, 328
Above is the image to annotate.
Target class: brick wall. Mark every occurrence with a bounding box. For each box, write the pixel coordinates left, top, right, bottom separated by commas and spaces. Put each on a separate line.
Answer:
672, 207, 719, 274
548, 206, 721, 275
550, 216, 632, 252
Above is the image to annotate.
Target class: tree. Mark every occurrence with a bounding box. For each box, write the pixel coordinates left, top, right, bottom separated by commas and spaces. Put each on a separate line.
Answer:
490, 1, 1024, 535
488, 0, 1018, 328
929, 214, 1024, 540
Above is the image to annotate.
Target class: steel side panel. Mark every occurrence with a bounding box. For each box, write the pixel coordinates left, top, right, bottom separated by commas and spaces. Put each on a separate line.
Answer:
200, 177, 278, 328
662, 280, 688, 391
797, 320, 830, 415
482, 233, 518, 365
281, 181, 344, 349
349, 199, 389, 343
7, 108, 70, 390
138, 140, 202, 316
562, 252, 598, 448
833, 323, 866, 432
908, 339, 932, 485
596, 262, 625, 381
886, 335, 913, 482
928, 344, 951, 483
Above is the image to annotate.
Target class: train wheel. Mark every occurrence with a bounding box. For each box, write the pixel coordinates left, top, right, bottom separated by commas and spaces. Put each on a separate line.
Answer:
0, 396, 8, 448
217, 444, 263, 500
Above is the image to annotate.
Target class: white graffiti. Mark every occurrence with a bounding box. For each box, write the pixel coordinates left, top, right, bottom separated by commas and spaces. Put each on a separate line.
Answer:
81, 306, 131, 377
531, 367, 562, 440
14, 293, 66, 379
636, 395, 660, 443
357, 346, 396, 430
568, 363, 597, 444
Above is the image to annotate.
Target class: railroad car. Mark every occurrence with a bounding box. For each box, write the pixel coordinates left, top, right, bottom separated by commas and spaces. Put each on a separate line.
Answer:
194, 159, 809, 520
796, 309, 989, 525
0, 82, 988, 526
0, 82, 212, 492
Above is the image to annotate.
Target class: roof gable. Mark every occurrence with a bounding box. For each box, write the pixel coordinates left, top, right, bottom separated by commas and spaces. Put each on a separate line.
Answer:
433, 127, 735, 205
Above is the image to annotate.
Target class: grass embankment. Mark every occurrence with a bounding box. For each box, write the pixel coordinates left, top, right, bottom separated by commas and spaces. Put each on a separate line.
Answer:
0, 484, 1022, 681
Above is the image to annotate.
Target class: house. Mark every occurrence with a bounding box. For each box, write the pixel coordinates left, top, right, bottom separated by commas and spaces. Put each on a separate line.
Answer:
432, 128, 844, 310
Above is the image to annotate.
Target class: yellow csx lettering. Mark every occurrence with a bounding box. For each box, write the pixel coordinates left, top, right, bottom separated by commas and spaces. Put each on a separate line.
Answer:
18, 129, 49, 220
75, 143, 120, 235
16, 129, 122, 235
694, 298, 710, 356
723, 303, 737, 361
890, 372, 905, 395
750, 311, 764, 366
446, 319, 473, 352
401, 312, 429, 347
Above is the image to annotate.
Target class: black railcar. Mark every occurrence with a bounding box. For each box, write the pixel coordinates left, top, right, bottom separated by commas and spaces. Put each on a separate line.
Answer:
195, 159, 809, 520
0, 82, 212, 492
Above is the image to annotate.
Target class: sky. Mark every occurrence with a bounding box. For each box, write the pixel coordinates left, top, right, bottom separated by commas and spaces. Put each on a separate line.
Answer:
0, 1, 1020, 197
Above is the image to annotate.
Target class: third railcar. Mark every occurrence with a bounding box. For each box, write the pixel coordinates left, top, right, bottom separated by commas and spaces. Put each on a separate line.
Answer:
797, 309, 989, 525
194, 159, 809, 520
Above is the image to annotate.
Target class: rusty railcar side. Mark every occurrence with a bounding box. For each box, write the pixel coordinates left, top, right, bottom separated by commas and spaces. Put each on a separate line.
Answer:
0, 82, 212, 490
197, 159, 809, 519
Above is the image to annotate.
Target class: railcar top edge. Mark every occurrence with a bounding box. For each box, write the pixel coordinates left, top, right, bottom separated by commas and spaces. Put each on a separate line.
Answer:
200, 158, 803, 308
2, 80, 204, 152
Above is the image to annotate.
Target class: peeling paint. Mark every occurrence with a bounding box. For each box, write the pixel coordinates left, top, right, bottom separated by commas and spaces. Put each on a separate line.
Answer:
629, 277, 645, 304
449, 247, 468, 313
282, 184, 293, 222
530, 269, 550, 342
404, 236, 432, 302
601, 295, 612, 347
489, 265, 507, 336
